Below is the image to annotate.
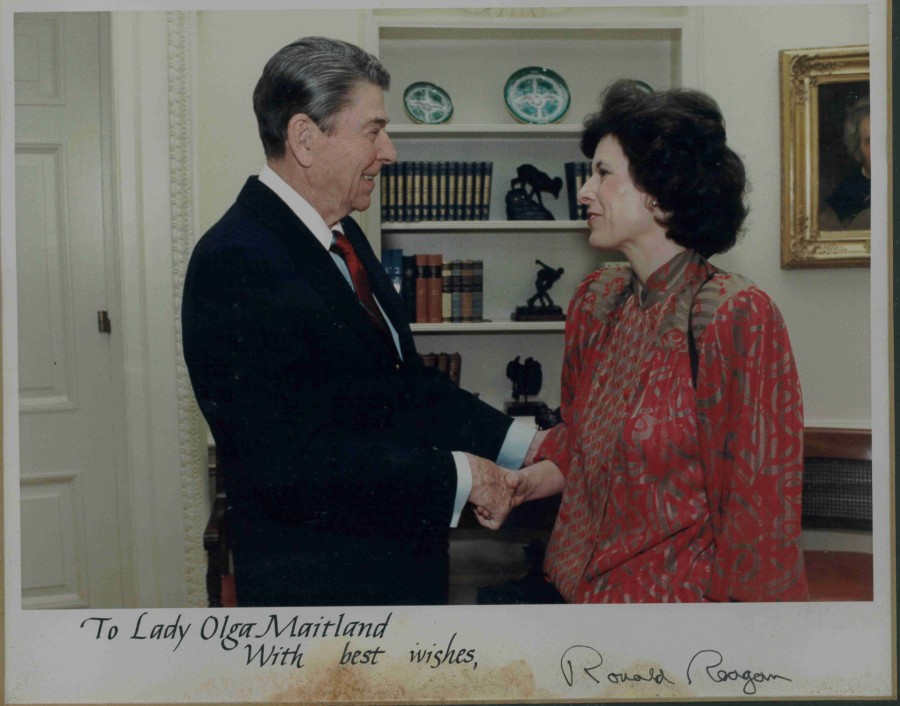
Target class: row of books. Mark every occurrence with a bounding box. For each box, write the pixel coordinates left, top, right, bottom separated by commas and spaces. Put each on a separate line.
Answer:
419, 352, 462, 387
381, 160, 594, 223
382, 250, 484, 324
381, 161, 493, 223
564, 162, 592, 221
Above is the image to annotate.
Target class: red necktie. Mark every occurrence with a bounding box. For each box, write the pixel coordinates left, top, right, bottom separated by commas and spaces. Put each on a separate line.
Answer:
330, 230, 393, 343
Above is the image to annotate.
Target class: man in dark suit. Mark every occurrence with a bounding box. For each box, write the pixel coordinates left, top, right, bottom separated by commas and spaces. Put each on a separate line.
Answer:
182, 37, 536, 606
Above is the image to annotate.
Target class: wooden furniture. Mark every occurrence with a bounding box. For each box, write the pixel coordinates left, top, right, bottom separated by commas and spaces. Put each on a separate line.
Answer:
203, 446, 234, 608
802, 427, 873, 601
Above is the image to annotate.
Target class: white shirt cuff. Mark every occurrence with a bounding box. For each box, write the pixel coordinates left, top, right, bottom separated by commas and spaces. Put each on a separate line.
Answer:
449, 451, 472, 527
496, 420, 537, 469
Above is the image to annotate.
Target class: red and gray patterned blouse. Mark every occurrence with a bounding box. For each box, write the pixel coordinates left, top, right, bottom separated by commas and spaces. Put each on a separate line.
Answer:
537, 249, 809, 603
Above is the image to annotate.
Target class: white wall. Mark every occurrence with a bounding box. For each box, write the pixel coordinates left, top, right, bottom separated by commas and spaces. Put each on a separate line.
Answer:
195, 4, 874, 429
696, 4, 871, 428
197, 11, 365, 233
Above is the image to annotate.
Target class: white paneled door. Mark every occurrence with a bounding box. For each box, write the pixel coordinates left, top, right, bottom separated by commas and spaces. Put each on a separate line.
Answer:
15, 12, 130, 608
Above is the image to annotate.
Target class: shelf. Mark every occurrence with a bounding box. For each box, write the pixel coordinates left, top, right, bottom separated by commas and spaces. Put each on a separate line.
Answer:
388, 124, 582, 139
382, 220, 586, 232
411, 321, 565, 333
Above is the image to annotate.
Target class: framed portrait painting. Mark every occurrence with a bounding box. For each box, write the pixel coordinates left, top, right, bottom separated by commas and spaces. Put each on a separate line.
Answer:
779, 45, 870, 268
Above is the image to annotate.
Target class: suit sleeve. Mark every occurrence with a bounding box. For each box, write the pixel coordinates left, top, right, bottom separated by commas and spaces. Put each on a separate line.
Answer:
182, 232, 466, 535
340, 216, 515, 463
394, 357, 514, 457
695, 288, 809, 601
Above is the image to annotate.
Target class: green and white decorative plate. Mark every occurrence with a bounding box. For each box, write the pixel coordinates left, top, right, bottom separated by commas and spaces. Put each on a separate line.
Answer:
403, 82, 454, 124
504, 67, 570, 124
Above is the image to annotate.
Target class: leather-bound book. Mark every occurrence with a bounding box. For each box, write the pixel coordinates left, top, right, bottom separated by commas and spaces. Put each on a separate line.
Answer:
427, 254, 443, 323
415, 254, 429, 323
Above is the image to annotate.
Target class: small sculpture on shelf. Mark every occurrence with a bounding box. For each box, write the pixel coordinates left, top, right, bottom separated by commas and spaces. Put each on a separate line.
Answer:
505, 356, 545, 416
534, 403, 562, 430
505, 164, 563, 220
513, 260, 566, 321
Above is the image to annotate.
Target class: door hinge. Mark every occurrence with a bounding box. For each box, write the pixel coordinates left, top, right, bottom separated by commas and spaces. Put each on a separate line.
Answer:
97, 310, 111, 334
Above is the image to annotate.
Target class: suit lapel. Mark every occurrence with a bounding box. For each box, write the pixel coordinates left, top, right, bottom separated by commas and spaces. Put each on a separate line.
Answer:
340, 217, 417, 360
236, 177, 402, 367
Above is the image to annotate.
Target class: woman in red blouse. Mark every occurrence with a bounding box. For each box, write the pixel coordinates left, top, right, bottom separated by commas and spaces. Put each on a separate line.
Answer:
481, 80, 809, 603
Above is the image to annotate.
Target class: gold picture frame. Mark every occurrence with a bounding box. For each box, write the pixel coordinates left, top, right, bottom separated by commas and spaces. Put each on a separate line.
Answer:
779, 45, 870, 268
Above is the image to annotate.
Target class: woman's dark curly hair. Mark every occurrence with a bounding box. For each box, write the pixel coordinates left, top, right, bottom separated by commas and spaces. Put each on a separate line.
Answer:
581, 79, 748, 258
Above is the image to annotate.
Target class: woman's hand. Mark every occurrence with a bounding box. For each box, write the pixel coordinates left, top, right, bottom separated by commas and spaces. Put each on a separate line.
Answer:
510, 460, 565, 506
506, 467, 531, 508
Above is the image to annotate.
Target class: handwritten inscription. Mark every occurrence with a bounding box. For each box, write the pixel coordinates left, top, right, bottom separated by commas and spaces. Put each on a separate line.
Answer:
130, 611, 190, 651
341, 641, 386, 666
79, 612, 394, 666
560, 645, 674, 688
409, 633, 478, 670
245, 642, 306, 668
79, 612, 478, 673
561, 645, 788, 695
560, 645, 604, 686
607, 667, 674, 686
77, 613, 791, 694
686, 649, 792, 695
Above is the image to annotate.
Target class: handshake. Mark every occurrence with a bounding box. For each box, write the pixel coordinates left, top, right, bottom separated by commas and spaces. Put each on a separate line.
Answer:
464, 450, 562, 530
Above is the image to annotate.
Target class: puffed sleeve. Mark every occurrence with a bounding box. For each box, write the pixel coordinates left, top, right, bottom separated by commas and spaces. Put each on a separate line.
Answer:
695, 286, 809, 601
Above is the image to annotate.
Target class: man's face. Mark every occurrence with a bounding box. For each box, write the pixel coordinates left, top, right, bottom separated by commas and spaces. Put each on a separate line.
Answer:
305, 82, 396, 225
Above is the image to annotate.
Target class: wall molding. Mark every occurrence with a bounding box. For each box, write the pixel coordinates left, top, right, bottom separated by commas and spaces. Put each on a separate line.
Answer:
166, 10, 207, 608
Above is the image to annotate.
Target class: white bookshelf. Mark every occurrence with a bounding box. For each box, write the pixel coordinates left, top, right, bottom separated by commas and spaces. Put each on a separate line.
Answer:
365, 10, 692, 409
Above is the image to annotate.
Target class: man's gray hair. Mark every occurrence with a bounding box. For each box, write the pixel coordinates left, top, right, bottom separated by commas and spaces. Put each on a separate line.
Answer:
253, 36, 390, 158
842, 96, 870, 163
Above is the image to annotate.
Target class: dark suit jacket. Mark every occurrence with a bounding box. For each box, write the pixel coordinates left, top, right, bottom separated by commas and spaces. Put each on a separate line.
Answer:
182, 177, 513, 606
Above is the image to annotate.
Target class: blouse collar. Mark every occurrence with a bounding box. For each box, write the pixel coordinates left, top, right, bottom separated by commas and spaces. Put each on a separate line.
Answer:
632, 249, 706, 309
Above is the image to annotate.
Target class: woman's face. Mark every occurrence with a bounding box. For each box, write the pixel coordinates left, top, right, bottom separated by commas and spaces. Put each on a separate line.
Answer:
578, 135, 659, 252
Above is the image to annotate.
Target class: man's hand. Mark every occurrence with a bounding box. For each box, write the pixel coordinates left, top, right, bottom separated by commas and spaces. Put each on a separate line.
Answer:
465, 453, 516, 530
